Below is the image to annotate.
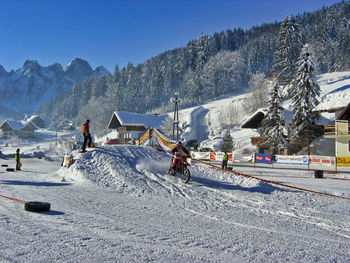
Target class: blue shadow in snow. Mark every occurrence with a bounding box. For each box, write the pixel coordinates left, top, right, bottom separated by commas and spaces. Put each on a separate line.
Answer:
45, 210, 65, 215
0, 180, 71, 187
190, 175, 293, 195
327, 84, 350, 94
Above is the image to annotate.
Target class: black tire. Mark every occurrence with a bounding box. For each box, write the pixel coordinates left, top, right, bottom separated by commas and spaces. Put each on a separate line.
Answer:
181, 167, 190, 183
24, 201, 51, 212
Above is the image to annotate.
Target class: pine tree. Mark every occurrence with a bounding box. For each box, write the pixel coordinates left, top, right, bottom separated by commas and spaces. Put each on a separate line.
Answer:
290, 44, 322, 151
273, 16, 303, 98
221, 132, 234, 153
261, 80, 288, 154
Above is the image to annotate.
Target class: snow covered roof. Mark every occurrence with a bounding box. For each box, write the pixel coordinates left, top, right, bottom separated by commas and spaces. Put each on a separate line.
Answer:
241, 107, 330, 129
26, 115, 42, 122
337, 103, 350, 120
108, 111, 168, 129
240, 108, 268, 129
1, 120, 25, 131
0, 120, 37, 131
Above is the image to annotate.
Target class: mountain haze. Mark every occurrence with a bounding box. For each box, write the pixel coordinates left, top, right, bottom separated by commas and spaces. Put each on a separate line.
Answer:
0, 58, 110, 118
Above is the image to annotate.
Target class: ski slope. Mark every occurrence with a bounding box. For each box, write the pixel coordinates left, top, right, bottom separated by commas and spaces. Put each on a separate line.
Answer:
1, 71, 350, 262
1, 145, 350, 262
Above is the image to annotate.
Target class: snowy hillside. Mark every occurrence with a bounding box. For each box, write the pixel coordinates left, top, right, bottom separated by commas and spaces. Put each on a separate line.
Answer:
169, 71, 350, 154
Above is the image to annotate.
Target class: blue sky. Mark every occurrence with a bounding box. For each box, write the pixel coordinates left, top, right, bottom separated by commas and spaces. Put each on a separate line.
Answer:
0, 0, 344, 72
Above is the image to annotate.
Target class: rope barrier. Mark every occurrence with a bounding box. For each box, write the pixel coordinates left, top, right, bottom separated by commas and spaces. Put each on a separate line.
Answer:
0, 193, 26, 203
0, 170, 26, 203
252, 174, 350, 181
192, 158, 350, 201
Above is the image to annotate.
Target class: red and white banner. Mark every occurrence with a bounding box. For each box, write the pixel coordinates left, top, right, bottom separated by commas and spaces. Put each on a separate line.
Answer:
309, 155, 336, 169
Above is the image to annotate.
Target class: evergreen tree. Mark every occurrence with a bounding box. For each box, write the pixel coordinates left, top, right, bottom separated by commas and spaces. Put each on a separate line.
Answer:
261, 80, 288, 154
273, 16, 303, 98
221, 132, 234, 153
290, 45, 322, 150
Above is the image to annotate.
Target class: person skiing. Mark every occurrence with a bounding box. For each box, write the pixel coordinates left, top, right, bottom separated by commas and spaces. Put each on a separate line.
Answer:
15, 148, 21, 171
222, 152, 229, 169
81, 119, 92, 153
170, 141, 190, 171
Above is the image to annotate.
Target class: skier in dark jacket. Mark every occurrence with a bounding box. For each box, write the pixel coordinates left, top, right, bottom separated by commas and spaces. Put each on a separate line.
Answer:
81, 119, 92, 153
15, 148, 21, 171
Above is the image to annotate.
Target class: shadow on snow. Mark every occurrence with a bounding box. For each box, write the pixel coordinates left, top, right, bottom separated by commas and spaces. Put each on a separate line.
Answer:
190, 175, 293, 195
0, 180, 71, 187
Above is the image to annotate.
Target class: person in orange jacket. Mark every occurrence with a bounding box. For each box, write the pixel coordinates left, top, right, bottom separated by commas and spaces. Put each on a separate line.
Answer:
81, 119, 92, 153
170, 141, 190, 171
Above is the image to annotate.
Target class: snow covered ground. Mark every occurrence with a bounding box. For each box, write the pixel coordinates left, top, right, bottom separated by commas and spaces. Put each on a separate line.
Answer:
1, 143, 350, 262
1, 71, 350, 262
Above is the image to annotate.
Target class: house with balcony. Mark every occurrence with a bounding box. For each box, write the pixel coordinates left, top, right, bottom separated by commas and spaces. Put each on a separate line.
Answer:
107, 111, 168, 144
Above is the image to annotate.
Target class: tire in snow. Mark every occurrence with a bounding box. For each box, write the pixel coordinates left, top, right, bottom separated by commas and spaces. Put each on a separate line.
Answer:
24, 201, 51, 212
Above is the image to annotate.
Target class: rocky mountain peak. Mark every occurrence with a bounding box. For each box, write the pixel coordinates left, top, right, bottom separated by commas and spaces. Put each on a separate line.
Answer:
65, 58, 93, 82
0, 65, 8, 77
22, 60, 41, 75
94, 66, 110, 77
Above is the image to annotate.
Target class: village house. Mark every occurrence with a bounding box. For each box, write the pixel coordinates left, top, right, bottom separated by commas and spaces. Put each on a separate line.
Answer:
241, 107, 331, 155
107, 111, 168, 144
0, 120, 36, 138
26, 115, 45, 128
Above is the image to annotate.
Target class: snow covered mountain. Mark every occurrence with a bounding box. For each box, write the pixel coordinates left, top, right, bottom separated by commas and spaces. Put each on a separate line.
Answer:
0, 58, 110, 116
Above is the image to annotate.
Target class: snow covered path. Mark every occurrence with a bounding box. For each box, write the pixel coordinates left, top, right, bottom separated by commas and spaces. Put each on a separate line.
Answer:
1, 145, 350, 262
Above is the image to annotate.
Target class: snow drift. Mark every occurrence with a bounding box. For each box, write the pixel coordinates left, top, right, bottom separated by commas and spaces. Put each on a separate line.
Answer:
60, 145, 276, 197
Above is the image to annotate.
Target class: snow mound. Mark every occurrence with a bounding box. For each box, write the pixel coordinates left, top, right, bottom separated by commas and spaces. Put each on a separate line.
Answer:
60, 145, 170, 194
59, 145, 277, 197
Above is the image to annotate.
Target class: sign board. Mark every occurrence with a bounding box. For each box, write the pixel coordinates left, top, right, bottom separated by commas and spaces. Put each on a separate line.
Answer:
209, 152, 233, 162
274, 155, 308, 165
336, 157, 350, 166
254, 153, 272, 164
191, 151, 211, 160
309, 155, 336, 168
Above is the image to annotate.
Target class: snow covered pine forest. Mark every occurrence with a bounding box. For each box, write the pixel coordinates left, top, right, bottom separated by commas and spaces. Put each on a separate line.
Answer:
1, 1, 350, 263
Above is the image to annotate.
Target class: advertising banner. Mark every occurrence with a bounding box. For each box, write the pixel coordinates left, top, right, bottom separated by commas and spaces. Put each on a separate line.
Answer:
191, 152, 233, 162
191, 151, 211, 160
336, 157, 350, 166
309, 155, 336, 168
274, 155, 308, 165
254, 153, 272, 164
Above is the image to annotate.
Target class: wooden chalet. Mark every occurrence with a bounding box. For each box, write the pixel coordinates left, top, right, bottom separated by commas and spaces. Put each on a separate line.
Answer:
0, 120, 36, 138
107, 111, 168, 144
241, 107, 330, 154
26, 115, 45, 128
